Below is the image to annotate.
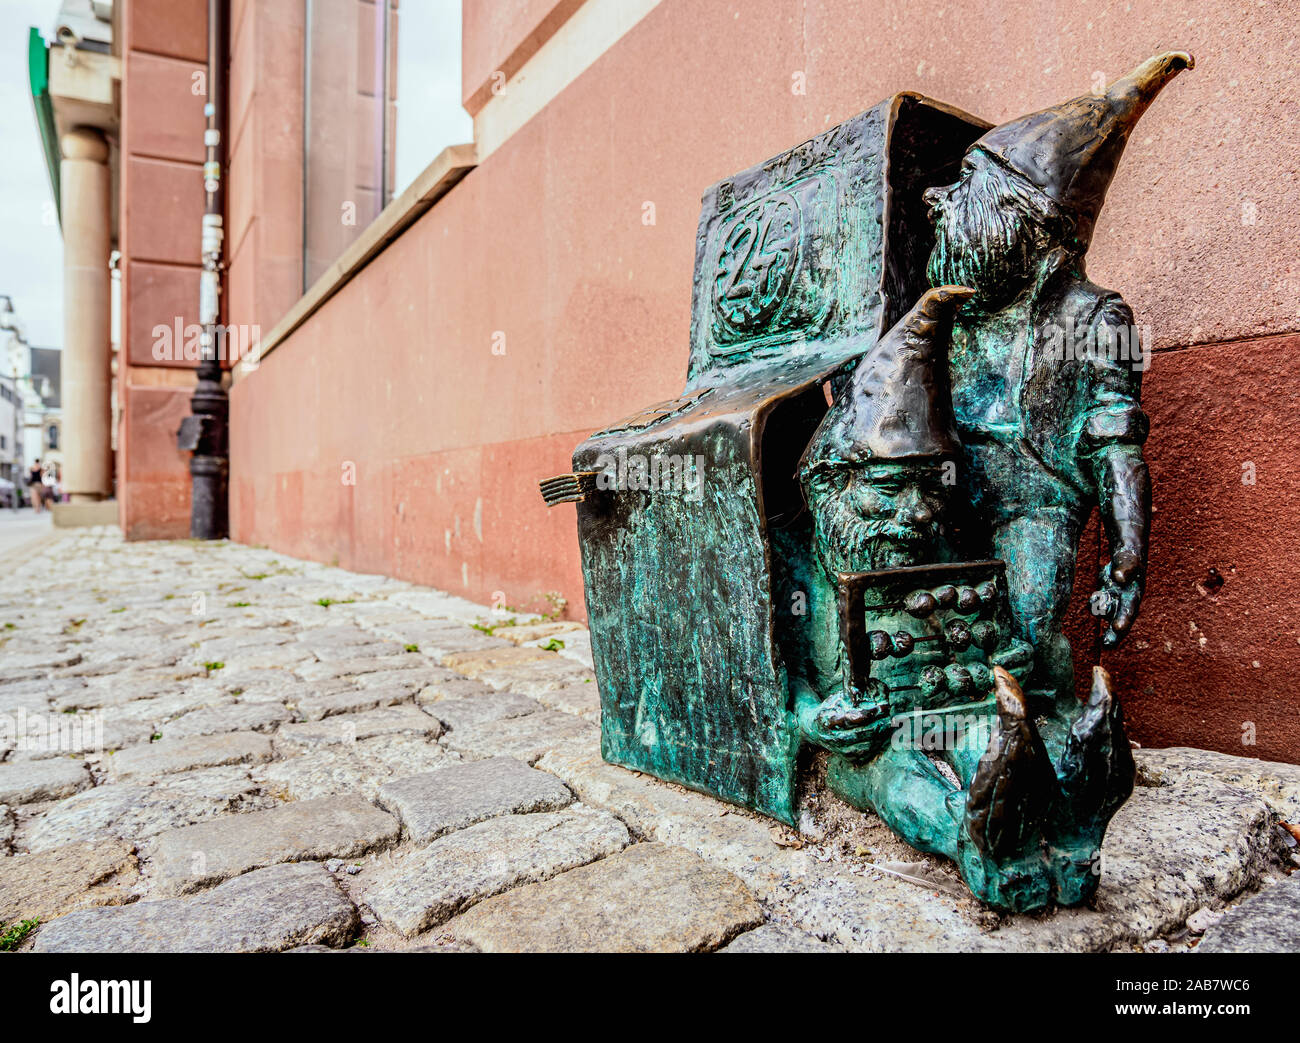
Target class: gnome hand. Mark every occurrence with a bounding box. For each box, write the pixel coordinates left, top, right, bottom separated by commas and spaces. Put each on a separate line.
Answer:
912, 285, 976, 327
1096, 548, 1143, 648
797, 682, 890, 758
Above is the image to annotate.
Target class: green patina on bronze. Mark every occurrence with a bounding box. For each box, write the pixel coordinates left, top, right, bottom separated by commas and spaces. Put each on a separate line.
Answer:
565, 94, 988, 824
543, 53, 1193, 912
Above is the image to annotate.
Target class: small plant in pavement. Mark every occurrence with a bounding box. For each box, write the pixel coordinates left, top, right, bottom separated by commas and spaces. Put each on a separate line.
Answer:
0, 919, 38, 951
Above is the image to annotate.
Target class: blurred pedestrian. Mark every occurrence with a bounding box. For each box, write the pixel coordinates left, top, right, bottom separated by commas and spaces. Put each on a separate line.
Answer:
28, 459, 44, 512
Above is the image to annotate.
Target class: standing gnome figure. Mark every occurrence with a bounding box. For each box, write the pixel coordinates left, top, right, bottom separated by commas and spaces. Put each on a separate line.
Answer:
927, 52, 1194, 711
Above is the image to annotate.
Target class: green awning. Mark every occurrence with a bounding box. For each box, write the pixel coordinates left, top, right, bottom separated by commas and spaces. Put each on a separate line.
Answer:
28, 26, 60, 225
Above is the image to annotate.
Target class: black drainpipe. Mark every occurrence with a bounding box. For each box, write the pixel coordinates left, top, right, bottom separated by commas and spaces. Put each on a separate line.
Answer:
178, 0, 229, 538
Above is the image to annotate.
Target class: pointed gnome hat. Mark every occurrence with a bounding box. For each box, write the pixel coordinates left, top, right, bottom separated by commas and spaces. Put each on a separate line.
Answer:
800, 285, 973, 477
974, 51, 1194, 245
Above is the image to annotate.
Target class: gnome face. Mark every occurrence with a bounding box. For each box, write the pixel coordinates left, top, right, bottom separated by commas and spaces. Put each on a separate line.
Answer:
807, 462, 949, 574
924, 150, 1063, 310
925, 51, 1193, 310
799, 286, 973, 576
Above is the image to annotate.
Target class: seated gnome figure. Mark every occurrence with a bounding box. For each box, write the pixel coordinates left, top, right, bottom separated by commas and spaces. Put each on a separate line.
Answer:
794, 286, 1134, 912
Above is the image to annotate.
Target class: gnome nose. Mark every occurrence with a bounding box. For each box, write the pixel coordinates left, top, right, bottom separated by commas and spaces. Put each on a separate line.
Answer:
923, 184, 946, 219
907, 501, 933, 527
898, 487, 933, 527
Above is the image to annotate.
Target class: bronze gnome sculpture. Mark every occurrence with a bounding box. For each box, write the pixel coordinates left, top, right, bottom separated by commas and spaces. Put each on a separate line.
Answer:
545, 52, 1193, 911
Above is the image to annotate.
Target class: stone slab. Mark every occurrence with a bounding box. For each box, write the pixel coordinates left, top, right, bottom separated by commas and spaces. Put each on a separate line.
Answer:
442, 710, 594, 765
555, 630, 594, 670
534, 683, 601, 720
91, 689, 235, 725
295, 624, 384, 648
476, 659, 596, 696
294, 684, 413, 721
366, 807, 630, 936
33, 861, 359, 953
275, 705, 442, 747
194, 632, 295, 660
0, 684, 57, 714
495, 621, 587, 646
721, 923, 843, 953
373, 620, 510, 658
378, 757, 573, 842
7, 715, 153, 760
107, 731, 273, 780
0, 757, 91, 805
309, 640, 407, 662
441, 646, 555, 676
149, 793, 401, 894
386, 591, 502, 623
24, 766, 275, 852
0, 840, 138, 925
355, 666, 457, 691
295, 654, 428, 682
259, 734, 455, 802
162, 701, 292, 740
539, 745, 1286, 953
415, 676, 503, 703
1198, 875, 1300, 953
443, 842, 764, 952
424, 691, 543, 732
4, 649, 83, 675
1137, 746, 1300, 822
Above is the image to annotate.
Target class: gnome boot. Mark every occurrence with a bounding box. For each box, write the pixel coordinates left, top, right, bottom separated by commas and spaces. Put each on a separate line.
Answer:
1056, 665, 1135, 826
964, 667, 1055, 863
956, 668, 1057, 910
1047, 665, 1136, 903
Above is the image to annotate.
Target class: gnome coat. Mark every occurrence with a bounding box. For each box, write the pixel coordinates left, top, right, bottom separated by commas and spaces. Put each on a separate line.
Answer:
948, 274, 1146, 513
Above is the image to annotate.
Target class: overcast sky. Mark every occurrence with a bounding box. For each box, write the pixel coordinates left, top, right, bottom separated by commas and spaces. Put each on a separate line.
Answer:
394, 1, 473, 195
0, 0, 65, 350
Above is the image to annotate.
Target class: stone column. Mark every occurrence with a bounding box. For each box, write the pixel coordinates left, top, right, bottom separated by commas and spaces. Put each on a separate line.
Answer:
60, 127, 113, 502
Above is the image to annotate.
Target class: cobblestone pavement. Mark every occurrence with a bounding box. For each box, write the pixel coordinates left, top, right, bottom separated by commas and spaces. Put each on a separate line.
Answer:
2, 528, 1298, 952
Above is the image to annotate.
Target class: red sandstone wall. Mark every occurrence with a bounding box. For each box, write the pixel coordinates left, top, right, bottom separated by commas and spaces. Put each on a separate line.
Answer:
226, 0, 1300, 763
226, 0, 304, 346
116, 0, 209, 539
461, 0, 586, 115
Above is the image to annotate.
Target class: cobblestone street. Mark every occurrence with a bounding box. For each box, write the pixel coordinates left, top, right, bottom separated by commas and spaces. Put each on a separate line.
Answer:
2, 528, 1298, 953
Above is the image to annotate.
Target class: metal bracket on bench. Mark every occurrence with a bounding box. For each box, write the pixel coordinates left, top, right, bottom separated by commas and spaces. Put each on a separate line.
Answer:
539, 472, 599, 507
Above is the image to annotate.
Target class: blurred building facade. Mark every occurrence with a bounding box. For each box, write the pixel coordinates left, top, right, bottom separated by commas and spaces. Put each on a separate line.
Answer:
23, 346, 63, 476
0, 375, 19, 488
31, 0, 1300, 762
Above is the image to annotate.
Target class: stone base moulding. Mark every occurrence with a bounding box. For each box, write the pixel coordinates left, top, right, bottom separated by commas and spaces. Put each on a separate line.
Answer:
50, 500, 119, 528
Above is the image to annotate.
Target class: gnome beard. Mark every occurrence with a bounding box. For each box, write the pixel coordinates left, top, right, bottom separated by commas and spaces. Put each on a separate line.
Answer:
808, 471, 944, 576
926, 160, 1056, 310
